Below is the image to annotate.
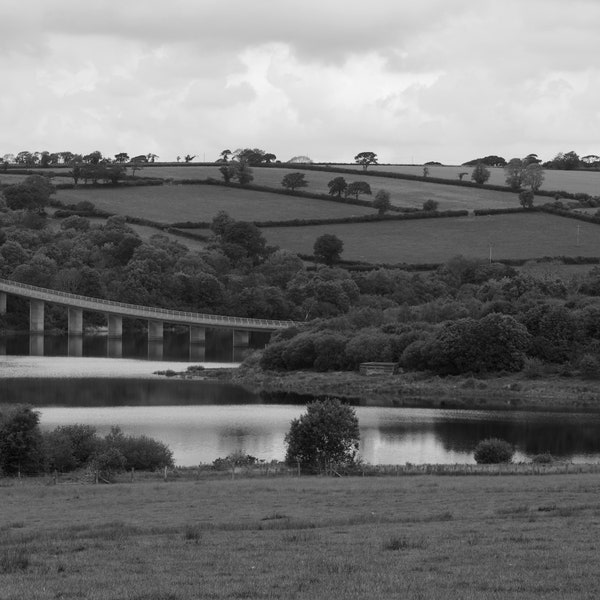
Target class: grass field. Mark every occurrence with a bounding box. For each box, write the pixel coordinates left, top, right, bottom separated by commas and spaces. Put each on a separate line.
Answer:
362, 164, 600, 196
259, 212, 600, 264
55, 184, 376, 224
140, 166, 520, 212
2, 473, 600, 599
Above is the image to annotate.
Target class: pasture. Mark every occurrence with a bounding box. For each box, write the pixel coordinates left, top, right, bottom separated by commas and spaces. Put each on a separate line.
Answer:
141, 165, 520, 212
2, 473, 600, 599
55, 184, 376, 224
363, 164, 600, 196
260, 212, 600, 264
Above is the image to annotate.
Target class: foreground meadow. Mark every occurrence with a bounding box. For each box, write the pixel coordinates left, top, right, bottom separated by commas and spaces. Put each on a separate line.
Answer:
260, 212, 600, 264
2, 474, 600, 599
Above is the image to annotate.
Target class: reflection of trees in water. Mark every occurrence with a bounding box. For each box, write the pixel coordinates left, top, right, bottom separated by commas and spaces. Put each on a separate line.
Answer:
369, 414, 600, 459
0, 378, 259, 407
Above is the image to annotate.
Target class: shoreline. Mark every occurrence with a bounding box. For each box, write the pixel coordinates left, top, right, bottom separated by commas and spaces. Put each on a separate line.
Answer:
222, 366, 600, 413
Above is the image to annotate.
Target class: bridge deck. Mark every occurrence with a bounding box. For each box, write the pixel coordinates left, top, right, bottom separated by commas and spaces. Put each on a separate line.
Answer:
0, 278, 296, 332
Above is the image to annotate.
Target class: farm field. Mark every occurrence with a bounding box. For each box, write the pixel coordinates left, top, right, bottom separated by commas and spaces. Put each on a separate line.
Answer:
362, 164, 600, 196
141, 165, 520, 212
55, 184, 376, 224
2, 473, 600, 599
260, 213, 600, 264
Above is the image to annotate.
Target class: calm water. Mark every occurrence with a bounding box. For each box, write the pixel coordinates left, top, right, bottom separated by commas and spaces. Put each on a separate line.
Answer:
2, 356, 600, 466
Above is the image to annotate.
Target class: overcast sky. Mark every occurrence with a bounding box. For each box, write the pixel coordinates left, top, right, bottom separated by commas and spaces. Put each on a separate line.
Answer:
1, 0, 598, 165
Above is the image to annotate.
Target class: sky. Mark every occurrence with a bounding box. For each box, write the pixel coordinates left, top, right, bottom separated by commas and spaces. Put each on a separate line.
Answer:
1, 0, 599, 165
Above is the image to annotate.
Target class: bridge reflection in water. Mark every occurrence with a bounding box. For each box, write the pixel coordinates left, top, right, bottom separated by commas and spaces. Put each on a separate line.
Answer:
0, 279, 294, 361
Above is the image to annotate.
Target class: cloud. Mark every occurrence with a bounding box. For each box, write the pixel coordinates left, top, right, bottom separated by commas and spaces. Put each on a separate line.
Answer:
1, 0, 599, 163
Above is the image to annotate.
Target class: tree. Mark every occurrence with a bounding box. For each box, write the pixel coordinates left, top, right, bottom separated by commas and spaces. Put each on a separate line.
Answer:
219, 163, 236, 183
219, 149, 232, 162
354, 151, 378, 170
422, 166, 429, 178
522, 153, 542, 166
184, 154, 196, 163
504, 158, 524, 190
3, 175, 55, 212
263, 153, 277, 164
522, 163, 544, 191
519, 190, 535, 209
232, 160, 254, 185
281, 172, 308, 191
463, 155, 506, 167
346, 181, 372, 200
422, 199, 439, 211
114, 152, 129, 163
234, 148, 266, 165
0, 406, 44, 475
284, 398, 360, 473
474, 438, 514, 464
314, 234, 344, 265
471, 162, 491, 185
327, 176, 347, 198
373, 189, 391, 215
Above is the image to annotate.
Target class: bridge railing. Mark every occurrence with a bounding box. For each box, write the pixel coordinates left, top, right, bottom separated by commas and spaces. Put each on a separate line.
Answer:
0, 278, 297, 329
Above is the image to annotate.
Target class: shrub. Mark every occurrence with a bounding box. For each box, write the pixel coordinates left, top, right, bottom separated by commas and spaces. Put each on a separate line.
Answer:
98, 426, 174, 471
285, 398, 360, 473
578, 354, 600, 379
474, 438, 514, 464
531, 453, 554, 464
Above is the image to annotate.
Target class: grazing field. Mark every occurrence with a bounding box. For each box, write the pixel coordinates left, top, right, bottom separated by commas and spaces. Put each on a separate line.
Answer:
362, 164, 600, 196
141, 165, 519, 212
55, 184, 376, 224
2, 473, 600, 599
260, 212, 600, 264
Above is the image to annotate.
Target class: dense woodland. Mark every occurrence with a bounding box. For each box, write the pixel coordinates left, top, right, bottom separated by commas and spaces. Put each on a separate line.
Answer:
2, 173, 600, 380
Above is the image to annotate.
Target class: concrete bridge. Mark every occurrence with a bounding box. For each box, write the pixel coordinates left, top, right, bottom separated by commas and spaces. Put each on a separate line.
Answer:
0, 278, 295, 360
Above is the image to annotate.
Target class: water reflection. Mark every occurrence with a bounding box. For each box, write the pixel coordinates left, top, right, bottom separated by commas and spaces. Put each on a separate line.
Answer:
0, 330, 271, 363
2, 376, 600, 466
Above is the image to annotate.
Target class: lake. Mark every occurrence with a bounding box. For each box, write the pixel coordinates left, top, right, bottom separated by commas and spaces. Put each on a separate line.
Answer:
2, 356, 600, 466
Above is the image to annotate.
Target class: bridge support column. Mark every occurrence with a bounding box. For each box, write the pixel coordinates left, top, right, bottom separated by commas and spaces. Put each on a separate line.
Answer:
0, 292, 6, 315
68, 308, 83, 336
233, 330, 250, 348
68, 335, 83, 357
108, 314, 122, 338
190, 326, 206, 345
108, 338, 122, 358
30, 300, 44, 333
190, 326, 206, 362
29, 334, 44, 356
148, 320, 164, 341
233, 330, 250, 362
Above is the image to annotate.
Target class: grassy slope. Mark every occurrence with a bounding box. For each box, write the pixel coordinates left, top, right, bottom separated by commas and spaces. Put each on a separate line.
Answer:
2, 474, 600, 599
141, 165, 519, 211
260, 212, 600, 264
55, 184, 376, 224
364, 164, 600, 196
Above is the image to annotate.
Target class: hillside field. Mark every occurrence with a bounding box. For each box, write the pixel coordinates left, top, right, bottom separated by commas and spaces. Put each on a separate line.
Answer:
141, 165, 520, 212
362, 164, 600, 196
2, 473, 600, 599
55, 184, 376, 224
260, 212, 600, 264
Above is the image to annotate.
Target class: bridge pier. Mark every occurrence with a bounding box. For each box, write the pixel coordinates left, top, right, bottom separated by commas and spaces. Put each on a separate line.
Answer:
108, 314, 122, 338
30, 300, 44, 333
232, 330, 250, 362
29, 333, 44, 356
190, 325, 206, 361
108, 338, 122, 358
68, 308, 83, 336
68, 335, 83, 357
0, 292, 6, 314
148, 320, 164, 341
